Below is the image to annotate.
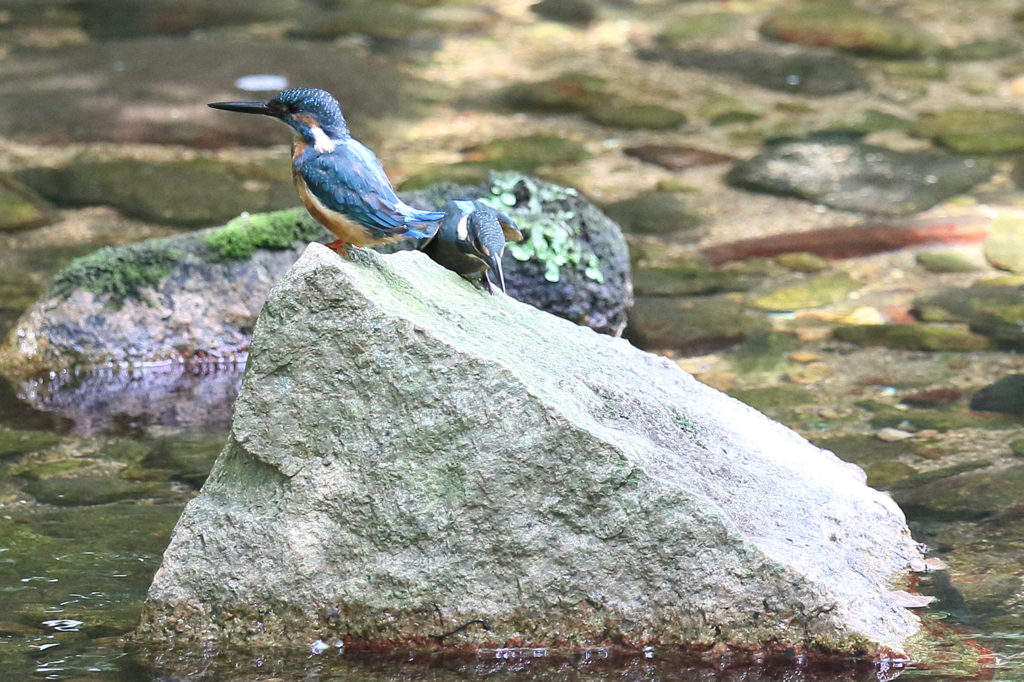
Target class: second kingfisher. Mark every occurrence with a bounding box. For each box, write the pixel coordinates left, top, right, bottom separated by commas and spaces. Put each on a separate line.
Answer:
209, 87, 444, 251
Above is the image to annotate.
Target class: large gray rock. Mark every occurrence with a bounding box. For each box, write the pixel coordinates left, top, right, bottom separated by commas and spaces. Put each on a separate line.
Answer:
136, 244, 924, 658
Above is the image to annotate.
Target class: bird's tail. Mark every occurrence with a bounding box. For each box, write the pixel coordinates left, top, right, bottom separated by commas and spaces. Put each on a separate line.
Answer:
402, 208, 446, 240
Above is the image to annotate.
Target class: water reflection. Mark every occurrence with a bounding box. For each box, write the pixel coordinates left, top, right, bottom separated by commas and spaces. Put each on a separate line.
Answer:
7, 360, 244, 436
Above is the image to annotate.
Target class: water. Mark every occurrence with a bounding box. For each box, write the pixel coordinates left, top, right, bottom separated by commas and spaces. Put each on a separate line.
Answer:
2, 0, 1024, 680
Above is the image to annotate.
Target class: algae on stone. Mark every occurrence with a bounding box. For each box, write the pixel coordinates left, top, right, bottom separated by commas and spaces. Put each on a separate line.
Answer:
916, 109, 1024, 154
46, 241, 187, 307
204, 209, 328, 261
833, 324, 992, 352
759, 1, 939, 58
749, 272, 861, 311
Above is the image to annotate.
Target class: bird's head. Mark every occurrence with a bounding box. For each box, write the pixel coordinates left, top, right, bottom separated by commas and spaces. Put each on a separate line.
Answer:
209, 87, 349, 145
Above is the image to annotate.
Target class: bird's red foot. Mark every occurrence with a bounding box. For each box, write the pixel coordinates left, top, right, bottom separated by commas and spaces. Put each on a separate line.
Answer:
325, 239, 349, 255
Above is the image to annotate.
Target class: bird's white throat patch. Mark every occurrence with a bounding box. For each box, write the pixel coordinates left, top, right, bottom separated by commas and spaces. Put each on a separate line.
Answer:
310, 126, 336, 153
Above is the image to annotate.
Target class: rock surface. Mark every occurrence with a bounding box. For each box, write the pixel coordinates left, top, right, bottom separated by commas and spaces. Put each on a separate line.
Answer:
726, 135, 993, 216
136, 244, 924, 656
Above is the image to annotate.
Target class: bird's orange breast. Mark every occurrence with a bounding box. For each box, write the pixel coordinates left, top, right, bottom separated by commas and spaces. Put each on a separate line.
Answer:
291, 142, 400, 248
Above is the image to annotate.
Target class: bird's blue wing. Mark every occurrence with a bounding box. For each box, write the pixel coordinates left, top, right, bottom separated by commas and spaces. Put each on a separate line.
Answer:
300, 141, 410, 236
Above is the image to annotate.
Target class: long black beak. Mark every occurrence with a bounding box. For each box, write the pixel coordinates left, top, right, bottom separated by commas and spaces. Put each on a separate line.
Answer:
487, 251, 506, 294
208, 101, 283, 117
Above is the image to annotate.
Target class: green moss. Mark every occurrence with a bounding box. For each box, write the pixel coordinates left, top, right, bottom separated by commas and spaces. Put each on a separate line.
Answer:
1010, 439, 1024, 456
584, 101, 687, 130
833, 324, 992, 352
728, 385, 816, 411
916, 109, 1024, 154
480, 173, 602, 283
14, 459, 93, 481
0, 429, 62, 457
466, 135, 590, 172
915, 252, 981, 273
871, 409, 1022, 431
749, 272, 861, 311
47, 241, 186, 305
658, 13, 737, 46
204, 208, 327, 261
775, 252, 831, 273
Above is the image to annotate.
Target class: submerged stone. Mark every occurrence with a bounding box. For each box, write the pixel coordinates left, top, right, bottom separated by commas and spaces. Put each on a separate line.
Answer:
915, 252, 982, 273
941, 39, 1021, 61
759, 1, 939, 58
0, 429, 62, 458
602, 192, 702, 238
0, 176, 56, 233
970, 375, 1024, 416
22, 475, 172, 506
136, 244, 923, 656
626, 295, 771, 353
530, 0, 596, 25
16, 157, 295, 228
833, 324, 992, 352
894, 464, 1024, 521
637, 47, 868, 96
749, 272, 861, 311
984, 214, 1024, 273
916, 109, 1024, 154
726, 137, 993, 216
463, 135, 590, 171
915, 282, 1024, 348
503, 72, 608, 113
658, 13, 738, 47
584, 101, 687, 130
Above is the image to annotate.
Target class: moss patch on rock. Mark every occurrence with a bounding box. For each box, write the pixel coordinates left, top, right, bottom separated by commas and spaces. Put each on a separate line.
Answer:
833, 324, 992, 352
47, 241, 187, 306
749, 272, 861, 311
204, 209, 327, 261
916, 109, 1024, 154
759, 1, 939, 58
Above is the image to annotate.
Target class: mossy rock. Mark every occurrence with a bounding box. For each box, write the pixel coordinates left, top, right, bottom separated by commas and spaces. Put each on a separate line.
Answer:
504, 72, 608, 113
0, 429, 62, 457
775, 252, 831, 273
728, 384, 816, 412
863, 461, 917, 489
602, 191, 702, 237
290, 1, 454, 40
893, 464, 1024, 521
984, 213, 1024, 273
631, 262, 761, 296
530, 0, 596, 25
204, 209, 327, 261
698, 94, 762, 126
881, 60, 947, 80
813, 435, 915, 467
726, 331, 801, 374
970, 374, 1024, 416
0, 176, 56, 233
915, 252, 981, 273
583, 101, 686, 130
915, 109, 1024, 154
463, 135, 589, 172
14, 459, 93, 481
748, 272, 861, 311
398, 162, 492, 191
759, 1, 939, 58
833, 324, 992, 352
15, 157, 297, 228
848, 109, 915, 133
1010, 439, 1024, 456
870, 409, 1021, 431
658, 13, 738, 47
22, 475, 174, 505
626, 295, 770, 354
941, 39, 1021, 61
915, 283, 1024, 348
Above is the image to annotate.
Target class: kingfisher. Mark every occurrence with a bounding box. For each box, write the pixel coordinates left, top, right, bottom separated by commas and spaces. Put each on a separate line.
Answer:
209, 87, 444, 251
423, 200, 522, 293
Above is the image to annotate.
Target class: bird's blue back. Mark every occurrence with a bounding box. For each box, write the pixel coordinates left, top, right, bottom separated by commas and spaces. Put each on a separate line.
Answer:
295, 138, 443, 241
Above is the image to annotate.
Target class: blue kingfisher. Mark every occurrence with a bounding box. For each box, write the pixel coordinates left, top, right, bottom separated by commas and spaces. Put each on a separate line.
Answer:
209, 87, 444, 251
423, 200, 522, 293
